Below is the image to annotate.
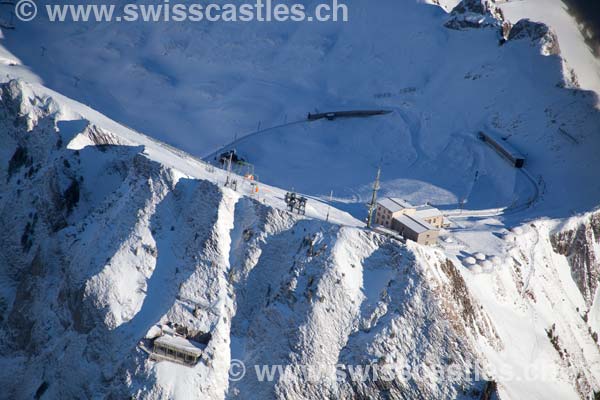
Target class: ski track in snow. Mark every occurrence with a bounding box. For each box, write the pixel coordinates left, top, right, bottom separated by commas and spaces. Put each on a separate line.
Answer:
522, 224, 540, 296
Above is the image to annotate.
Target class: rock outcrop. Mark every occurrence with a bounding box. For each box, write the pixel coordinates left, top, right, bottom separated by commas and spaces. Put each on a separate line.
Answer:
508, 19, 561, 56
444, 0, 504, 31
551, 213, 600, 306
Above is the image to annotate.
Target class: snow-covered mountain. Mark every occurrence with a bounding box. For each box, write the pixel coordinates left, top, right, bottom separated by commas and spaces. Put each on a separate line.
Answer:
1, 0, 600, 399
6, 0, 600, 217
435, 0, 600, 95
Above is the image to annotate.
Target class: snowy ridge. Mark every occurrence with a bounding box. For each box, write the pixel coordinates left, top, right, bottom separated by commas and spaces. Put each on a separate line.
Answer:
0, 0, 600, 398
0, 79, 599, 399
468, 218, 600, 399
435, 0, 600, 95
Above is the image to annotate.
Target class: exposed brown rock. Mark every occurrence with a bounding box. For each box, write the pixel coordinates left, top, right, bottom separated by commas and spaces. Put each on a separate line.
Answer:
551, 213, 600, 306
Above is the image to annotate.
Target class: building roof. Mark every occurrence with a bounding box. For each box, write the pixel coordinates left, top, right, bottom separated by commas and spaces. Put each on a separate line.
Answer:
480, 130, 524, 159
155, 334, 205, 356
378, 197, 414, 213
393, 214, 436, 234
414, 205, 442, 219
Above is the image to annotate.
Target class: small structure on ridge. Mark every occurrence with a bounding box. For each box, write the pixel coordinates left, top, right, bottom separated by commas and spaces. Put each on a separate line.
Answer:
151, 333, 204, 366
285, 192, 307, 215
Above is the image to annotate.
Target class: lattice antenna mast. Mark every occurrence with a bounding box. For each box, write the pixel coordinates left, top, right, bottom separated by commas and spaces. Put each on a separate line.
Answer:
225, 151, 233, 186
325, 190, 333, 222
366, 167, 381, 228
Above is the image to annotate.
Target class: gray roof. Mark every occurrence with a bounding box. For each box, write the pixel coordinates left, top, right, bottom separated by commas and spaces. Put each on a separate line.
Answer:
378, 197, 413, 213
480, 130, 524, 158
155, 334, 204, 356
393, 214, 436, 234
414, 205, 442, 219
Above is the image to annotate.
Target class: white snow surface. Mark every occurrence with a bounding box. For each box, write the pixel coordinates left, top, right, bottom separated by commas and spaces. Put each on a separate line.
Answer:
2, 0, 600, 220
0, 74, 598, 400
435, 0, 600, 96
0, 0, 599, 399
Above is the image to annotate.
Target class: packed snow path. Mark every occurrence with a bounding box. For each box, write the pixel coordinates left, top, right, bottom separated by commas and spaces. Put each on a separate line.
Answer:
204, 117, 310, 162
207, 105, 543, 223
445, 167, 541, 219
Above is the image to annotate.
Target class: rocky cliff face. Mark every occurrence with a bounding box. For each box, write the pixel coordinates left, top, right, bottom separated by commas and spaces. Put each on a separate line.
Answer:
501, 221, 600, 400
551, 213, 600, 307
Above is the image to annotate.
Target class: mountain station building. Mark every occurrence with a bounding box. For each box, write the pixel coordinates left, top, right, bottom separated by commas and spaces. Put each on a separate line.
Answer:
375, 198, 444, 245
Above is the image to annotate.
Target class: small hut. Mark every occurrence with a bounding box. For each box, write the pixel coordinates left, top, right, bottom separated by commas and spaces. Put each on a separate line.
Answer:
151, 333, 205, 366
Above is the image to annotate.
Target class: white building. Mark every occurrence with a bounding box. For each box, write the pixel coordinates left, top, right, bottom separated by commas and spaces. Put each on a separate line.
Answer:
375, 198, 444, 245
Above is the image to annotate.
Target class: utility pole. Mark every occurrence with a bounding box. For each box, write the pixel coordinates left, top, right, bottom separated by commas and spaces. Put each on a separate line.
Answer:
366, 167, 381, 228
